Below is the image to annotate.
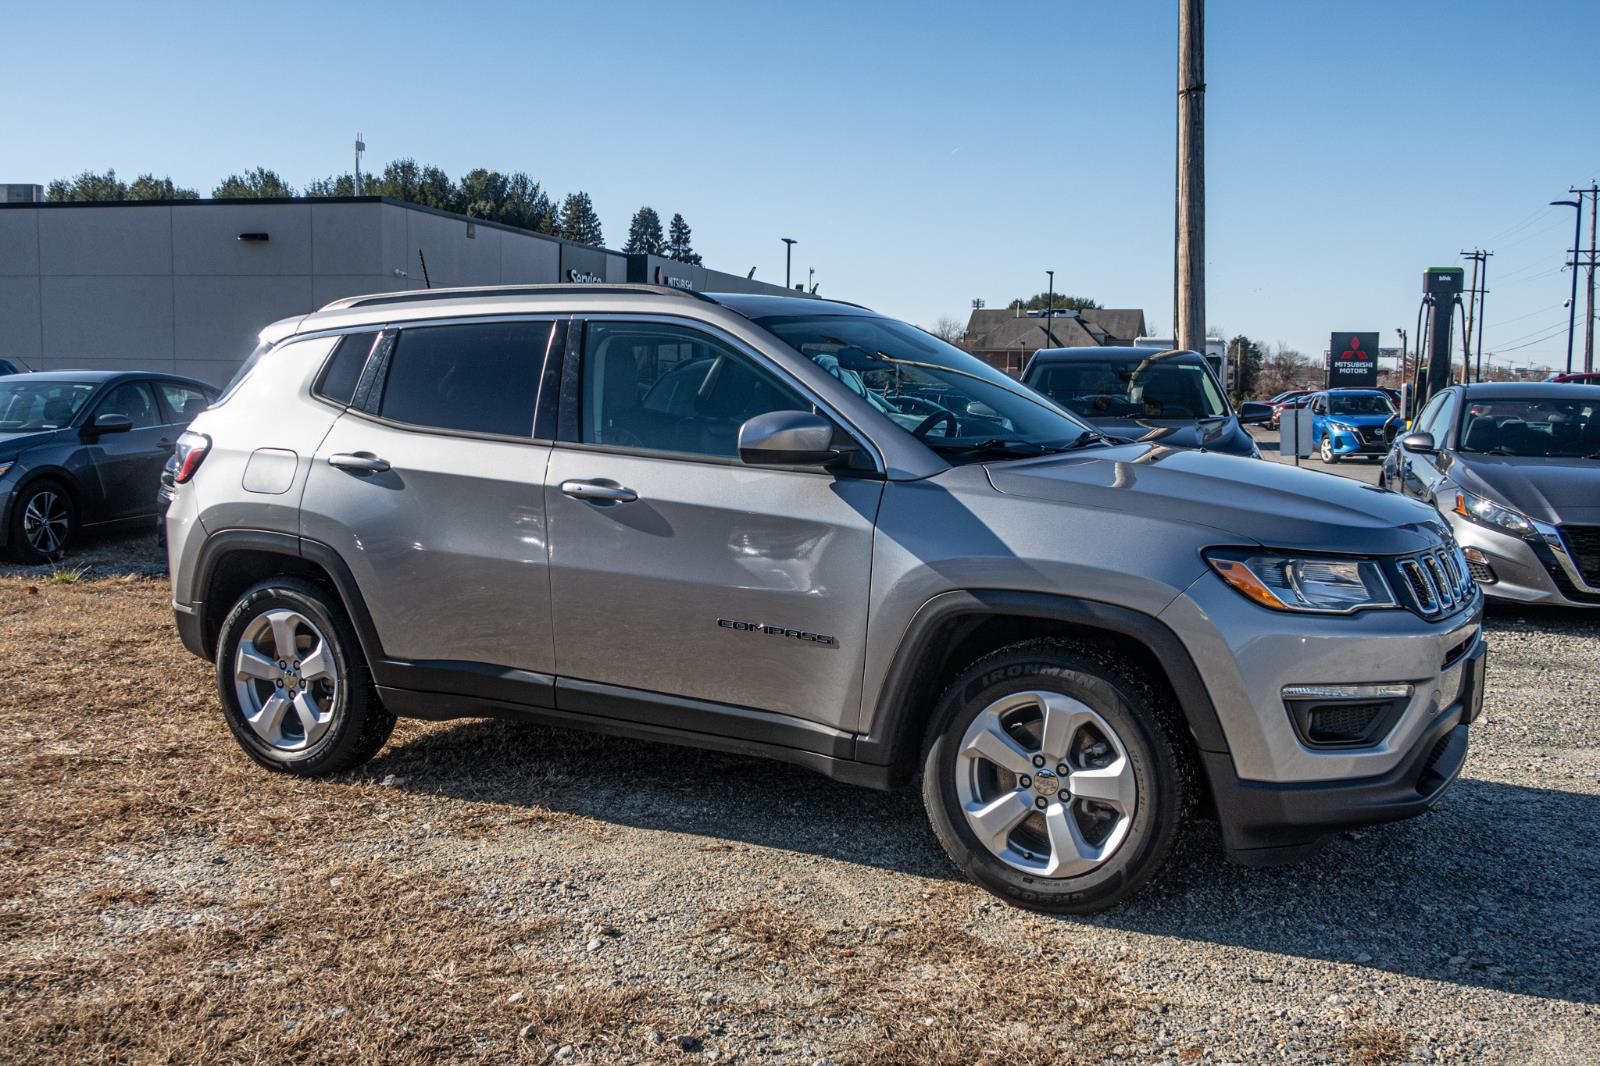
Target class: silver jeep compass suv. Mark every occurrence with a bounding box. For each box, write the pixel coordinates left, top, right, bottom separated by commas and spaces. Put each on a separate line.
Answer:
166, 285, 1486, 913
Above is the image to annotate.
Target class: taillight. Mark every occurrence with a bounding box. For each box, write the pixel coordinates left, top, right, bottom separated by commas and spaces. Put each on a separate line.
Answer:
173, 431, 211, 484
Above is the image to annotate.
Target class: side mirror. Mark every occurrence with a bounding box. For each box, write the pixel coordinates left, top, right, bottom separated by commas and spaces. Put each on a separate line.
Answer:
85, 413, 133, 438
738, 410, 839, 467
965, 401, 999, 419
1237, 401, 1272, 425
1400, 431, 1436, 454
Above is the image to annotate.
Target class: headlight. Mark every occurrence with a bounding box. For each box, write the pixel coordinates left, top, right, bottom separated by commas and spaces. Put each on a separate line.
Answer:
1206, 549, 1398, 613
1329, 421, 1354, 434
1452, 489, 1534, 536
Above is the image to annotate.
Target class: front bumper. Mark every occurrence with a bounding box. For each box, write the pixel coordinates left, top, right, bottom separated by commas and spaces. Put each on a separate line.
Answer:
1204, 637, 1486, 864
1445, 510, 1600, 607
1327, 427, 1388, 456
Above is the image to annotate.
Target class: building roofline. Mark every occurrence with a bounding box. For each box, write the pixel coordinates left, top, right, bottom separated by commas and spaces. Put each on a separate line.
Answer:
0, 195, 644, 259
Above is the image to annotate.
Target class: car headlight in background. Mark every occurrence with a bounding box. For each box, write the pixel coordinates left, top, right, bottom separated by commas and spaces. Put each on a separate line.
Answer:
1329, 421, 1355, 435
1206, 549, 1398, 613
1452, 489, 1534, 537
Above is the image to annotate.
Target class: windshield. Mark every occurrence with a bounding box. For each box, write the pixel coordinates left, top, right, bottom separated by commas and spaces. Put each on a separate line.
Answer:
755, 313, 1098, 461
1459, 397, 1600, 457
0, 380, 97, 432
1024, 355, 1228, 421
1328, 392, 1395, 416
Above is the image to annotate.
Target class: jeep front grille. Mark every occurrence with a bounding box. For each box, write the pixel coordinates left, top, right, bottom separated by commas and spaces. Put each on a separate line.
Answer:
1393, 544, 1475, 618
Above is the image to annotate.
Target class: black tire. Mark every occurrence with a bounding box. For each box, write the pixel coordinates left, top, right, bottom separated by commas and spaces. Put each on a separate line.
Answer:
921, 639, 1190, 914
4, 478, 77, 563
214, 577, 394, 776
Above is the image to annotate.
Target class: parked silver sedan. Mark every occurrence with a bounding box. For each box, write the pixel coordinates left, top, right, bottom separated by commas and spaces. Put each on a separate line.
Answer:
1381, 382, 1600, 606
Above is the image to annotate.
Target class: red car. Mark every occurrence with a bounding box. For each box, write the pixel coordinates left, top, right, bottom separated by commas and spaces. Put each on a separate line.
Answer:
1264, 389, 1312, 428
1549, 371, 1600, 386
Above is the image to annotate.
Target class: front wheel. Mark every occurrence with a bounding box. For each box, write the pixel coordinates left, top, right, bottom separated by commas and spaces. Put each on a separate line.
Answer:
1320, 433, 1340, 463
215, 577, 394, 776
922, 640, 1189, 914
5, 479, 77, 563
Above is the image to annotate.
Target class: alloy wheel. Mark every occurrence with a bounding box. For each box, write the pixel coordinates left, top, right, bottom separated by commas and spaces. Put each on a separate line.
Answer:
21, 490, 69, 555
233, 609, 339, 752
954, 690, 1137, 878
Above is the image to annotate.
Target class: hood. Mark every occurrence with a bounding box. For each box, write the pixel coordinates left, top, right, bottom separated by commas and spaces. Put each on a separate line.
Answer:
0, 429, 65, 453
1450, 454, 1600, 525
1086, 416, 1256, 458
986, 442, 1447, 555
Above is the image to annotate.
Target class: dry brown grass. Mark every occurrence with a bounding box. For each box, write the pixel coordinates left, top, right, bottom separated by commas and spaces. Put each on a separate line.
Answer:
1341, 1022, 1413, 1066
702, 885, 1147, 1065
0, 577, 1154, 1064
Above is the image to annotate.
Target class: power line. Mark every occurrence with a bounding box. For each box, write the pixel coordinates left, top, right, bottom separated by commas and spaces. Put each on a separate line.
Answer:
1497, 324, 1571, 353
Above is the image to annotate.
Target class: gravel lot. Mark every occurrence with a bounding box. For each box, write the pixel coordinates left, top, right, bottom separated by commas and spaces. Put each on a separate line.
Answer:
2, 502, 1597, 1063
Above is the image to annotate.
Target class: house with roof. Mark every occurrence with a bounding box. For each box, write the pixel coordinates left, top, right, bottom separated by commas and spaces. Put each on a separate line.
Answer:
962, 306, 1149, 376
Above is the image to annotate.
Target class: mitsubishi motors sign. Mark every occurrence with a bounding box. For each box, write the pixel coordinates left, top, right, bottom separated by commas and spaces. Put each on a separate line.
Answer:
1328, 332, 1379, 388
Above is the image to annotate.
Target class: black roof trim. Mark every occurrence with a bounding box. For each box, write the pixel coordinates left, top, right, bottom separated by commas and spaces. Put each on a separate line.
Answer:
329, 283, 719, 311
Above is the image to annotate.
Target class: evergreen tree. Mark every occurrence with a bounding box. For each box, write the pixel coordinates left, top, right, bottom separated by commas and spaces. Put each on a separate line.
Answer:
1006, 292, 1100, 312
666, 213, 701, 264
213, 168, 295, 198
126, 174, 198, 200
304, 173, 358, 197
622, 206, 665, 255
45, 169, 129, 201
558, 192, 604, 246
1227, 334, 1265, 401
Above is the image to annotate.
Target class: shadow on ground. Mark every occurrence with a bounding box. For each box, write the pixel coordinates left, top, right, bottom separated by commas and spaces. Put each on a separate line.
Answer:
372, 713, 1599, 1006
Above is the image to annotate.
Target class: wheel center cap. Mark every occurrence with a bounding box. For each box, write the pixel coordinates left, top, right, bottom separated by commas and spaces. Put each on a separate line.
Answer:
1032, 768, 1062, 797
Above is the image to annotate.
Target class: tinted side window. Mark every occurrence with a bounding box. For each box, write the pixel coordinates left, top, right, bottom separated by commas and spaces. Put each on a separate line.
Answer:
157, 382, 212, 422
96, 382, 161, 429
1413, 394, 1446, 437
315, 332, 378, 406
580, 322, 809, 459
378, 321, 551, 437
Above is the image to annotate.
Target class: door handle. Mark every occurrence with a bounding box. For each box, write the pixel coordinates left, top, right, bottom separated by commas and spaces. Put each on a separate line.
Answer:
560, 479, 638, 504
158, 437, 173, 448
328, 452, 391, 473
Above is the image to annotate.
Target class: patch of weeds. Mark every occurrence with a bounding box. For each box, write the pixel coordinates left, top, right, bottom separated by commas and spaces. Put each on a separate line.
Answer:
1343, 1023, 1412, 1065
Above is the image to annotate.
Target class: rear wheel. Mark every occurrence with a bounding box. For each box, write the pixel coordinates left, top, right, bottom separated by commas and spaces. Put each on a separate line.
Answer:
5, 479, 77, 563
215, 578, 394, 776
922, 640, 1190, 914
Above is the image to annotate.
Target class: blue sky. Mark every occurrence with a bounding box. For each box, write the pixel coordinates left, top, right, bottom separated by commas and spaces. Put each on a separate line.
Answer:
3, 0, 1596, 370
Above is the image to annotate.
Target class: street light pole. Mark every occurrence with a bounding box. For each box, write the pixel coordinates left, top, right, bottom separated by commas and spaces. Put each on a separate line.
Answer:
1045, 269, 1058, 348
1551, 198, 1582, 373
781, 238, 797, 289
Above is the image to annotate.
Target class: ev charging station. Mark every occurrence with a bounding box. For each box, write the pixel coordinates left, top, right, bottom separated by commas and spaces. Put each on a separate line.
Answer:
1411, 267, 1465, 417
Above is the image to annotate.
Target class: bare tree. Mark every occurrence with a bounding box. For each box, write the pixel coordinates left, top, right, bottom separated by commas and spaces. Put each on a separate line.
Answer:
932, 314, 966, 345
1256, 342, 1320, 398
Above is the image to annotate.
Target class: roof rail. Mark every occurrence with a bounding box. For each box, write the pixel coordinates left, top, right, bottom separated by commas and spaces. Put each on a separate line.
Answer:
319, 282, 719, 313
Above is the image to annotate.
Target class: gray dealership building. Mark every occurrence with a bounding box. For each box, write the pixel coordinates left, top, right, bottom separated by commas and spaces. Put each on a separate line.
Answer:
0, 197, 803, 385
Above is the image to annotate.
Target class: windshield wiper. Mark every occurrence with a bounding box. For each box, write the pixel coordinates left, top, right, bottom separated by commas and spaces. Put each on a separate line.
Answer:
929, 432, 1112, 461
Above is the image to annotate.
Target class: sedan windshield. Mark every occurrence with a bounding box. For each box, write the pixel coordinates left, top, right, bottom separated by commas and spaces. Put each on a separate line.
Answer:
1459, 397, 1600, 457
1328, 392, 1395, 416
0, 380, 97, 432
755, 313, 1098, 461
1024, 355, 1228, 421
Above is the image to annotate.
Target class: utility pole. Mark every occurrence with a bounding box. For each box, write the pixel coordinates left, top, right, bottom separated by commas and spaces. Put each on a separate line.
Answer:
1460, 251, 1481, 383
1458, 250, 1491, 384
354, 133, 365, 196
1044, 269, 1059, 348
781, 238, 797, 289
1579, 183, 1598, 372
1175, 0, 1206, 354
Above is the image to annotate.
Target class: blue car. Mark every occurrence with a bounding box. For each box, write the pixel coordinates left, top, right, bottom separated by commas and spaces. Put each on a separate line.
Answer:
1308, 388, 1398, 463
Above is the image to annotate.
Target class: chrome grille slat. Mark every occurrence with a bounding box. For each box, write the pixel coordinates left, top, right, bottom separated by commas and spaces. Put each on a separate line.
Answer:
1394, 540, 1478, 618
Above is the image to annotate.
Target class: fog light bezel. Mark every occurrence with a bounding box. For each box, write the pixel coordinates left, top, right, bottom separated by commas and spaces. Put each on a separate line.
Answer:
1282, 683, 1413, 750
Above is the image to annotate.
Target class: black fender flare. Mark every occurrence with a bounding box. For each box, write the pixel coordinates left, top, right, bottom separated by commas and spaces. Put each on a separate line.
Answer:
853, 589, 1232, 772
186, 529, 387, 668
